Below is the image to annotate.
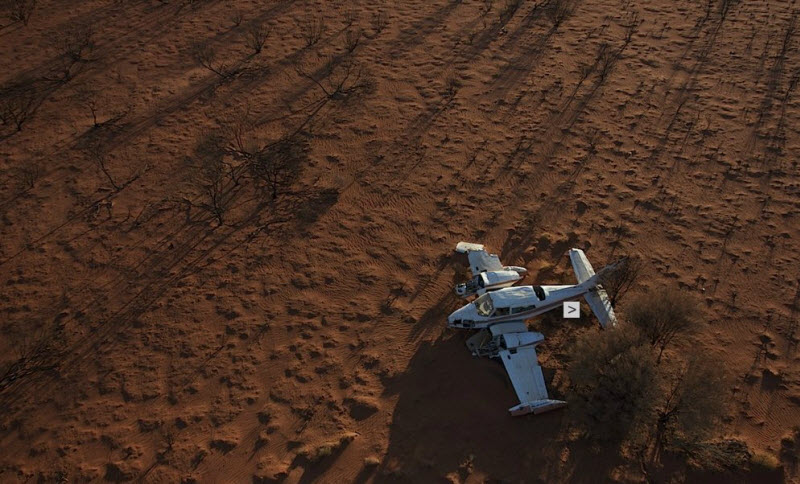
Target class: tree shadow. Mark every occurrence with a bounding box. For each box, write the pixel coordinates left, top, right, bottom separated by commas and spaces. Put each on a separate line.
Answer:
377, 332, 624, 482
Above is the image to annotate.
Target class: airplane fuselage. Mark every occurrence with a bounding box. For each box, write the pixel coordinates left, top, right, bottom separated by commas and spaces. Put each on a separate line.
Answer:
447, 282, 593, 329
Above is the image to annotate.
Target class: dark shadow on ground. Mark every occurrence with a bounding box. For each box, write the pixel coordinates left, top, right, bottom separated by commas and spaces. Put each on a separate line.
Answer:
377, 332, 624, 482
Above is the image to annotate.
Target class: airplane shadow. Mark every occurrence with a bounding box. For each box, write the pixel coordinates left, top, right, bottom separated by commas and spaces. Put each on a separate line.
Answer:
375, 332, 624, 483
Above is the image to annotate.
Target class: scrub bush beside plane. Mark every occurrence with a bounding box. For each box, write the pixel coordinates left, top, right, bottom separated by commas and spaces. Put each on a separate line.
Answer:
449, 242, 620, 416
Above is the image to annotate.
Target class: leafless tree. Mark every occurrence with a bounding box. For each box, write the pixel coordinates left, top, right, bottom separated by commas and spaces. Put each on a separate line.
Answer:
230, 9, 243, 27
194, 134, 232, 225
344, 27, 361, 53
221, 105, 257, 159
75, 86, 102, 127
87, 147, 120, 190
192, 43, 233, 79
445, 75, 462, 99
246, 21, 270, 55
366, 10, 387, 39
15, 161, 42, 190
343, 8, 357, 28
249, 135, 307, 201
0, 83, 39, 132
9, 0, 36, 25
600, 255, 642, 306
55, 24, 94, 81
302, 15, 325, 47
546, 0, 574, 29
623, 11, 640, 45
597, 44, 618, 83
0, 324, 60, 394
295, 59, 373, 101
626, 287, 700, 363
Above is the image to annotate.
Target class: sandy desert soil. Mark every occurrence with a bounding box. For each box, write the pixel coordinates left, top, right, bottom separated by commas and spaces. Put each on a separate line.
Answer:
1, 0, 799, 482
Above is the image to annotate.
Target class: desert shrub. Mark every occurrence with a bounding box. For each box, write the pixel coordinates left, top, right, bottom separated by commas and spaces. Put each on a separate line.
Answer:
368, 10, 387, 38
0, 83, 39, 132
193, 133, 233, 225
8, 0, 36, 25
14, 161, 42, 189
599, 255, 642, 306
682, 439, 751, 473
444, 75, 462, 99
654, 354, 729, 455
246, 21, 270, 55
304, 433, 356, 464
626, 286, 699, 362
229, 9, 243, 27
545, 0, 574, 28
87, 147, 119, 190
55, 24, 94, 81
191, 43, 232, 78
568, 326, 658, 444
344, 27, 361, 53
302, 15, 325, 47
0, 323, 60, 394
343, 8, 357, 27
750, 452, 780, 471
75, 86, 102, 127
249, 135, 307, 200
296, 59, 373, 101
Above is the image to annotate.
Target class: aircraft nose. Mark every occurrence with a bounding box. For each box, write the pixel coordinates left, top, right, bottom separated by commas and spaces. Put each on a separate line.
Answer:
448, 306, 466, 326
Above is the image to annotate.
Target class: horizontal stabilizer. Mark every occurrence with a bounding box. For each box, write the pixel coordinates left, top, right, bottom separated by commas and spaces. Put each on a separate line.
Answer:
584, 287, 618, 328
455, 241, 485, 253
569, 248, 595, 284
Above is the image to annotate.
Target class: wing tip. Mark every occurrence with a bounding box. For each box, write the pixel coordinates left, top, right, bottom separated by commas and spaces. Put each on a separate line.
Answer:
455, 241, 485, 253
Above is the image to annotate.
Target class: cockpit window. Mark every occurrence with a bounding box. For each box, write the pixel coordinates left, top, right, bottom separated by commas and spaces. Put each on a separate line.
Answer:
533, 286, 546, 301
474, 293, 494, 316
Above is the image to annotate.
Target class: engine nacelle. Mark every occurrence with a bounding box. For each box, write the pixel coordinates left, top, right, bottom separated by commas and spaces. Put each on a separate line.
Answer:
500, 331, 544, 350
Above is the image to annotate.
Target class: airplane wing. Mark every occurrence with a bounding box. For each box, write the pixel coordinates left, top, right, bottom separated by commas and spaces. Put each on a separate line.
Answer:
456, 242, 504, 275
499, 346, 566, 415
467, 250, 504, 275
498, 346, 549, 403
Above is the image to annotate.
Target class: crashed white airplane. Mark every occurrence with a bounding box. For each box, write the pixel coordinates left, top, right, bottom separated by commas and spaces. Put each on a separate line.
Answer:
449, 242, 620, 416
449, 246, 619, 329
466, 321, 566, 416
454, 242, 527, 298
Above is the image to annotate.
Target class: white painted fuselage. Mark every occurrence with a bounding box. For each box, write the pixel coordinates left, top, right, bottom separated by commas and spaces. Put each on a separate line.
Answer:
447, 281, 595, 329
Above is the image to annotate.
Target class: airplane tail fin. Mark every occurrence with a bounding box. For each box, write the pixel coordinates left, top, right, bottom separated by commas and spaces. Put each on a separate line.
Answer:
569, 249, 619, 328
509, 399, 566, 416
